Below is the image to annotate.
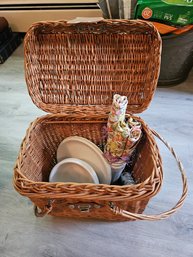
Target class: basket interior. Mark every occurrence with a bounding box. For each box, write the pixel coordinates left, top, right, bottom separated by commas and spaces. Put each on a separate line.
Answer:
20, 116, 157, 185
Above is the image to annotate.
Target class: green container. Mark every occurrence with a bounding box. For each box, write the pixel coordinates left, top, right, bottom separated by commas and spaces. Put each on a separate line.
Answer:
135, 0, 193, 27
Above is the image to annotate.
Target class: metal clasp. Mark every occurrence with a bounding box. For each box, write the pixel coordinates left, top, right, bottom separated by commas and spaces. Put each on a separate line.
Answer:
68, 202, 102, 212
78, 203, 91, 213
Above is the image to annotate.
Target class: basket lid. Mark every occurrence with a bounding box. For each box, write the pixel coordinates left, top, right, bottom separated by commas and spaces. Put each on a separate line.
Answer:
24, 19, 161, 114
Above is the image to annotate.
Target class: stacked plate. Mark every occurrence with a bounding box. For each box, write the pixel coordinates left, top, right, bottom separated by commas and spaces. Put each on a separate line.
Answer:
49, 136, 111, 184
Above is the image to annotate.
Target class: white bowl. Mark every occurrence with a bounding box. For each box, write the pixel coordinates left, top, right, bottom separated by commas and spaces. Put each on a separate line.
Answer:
49, 158, 99, 184
57, 136, 111, 184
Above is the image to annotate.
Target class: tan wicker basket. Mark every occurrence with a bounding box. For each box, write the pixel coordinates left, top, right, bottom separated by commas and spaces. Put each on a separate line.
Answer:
13, 20, 187, 221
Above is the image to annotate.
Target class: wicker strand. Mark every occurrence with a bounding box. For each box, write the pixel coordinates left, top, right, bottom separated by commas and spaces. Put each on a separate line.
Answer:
34, 205, 52, 217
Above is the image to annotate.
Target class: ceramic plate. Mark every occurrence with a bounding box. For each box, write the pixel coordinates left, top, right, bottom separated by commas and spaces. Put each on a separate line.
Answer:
49, 158, 99, 184
57, 136, 111, 184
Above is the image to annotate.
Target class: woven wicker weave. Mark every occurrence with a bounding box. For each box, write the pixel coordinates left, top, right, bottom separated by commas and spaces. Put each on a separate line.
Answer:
24, 19, 161, 114
13, 20, 187, 221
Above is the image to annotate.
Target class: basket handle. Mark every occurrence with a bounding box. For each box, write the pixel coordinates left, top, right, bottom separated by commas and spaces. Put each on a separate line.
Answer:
109, 129, 188, 221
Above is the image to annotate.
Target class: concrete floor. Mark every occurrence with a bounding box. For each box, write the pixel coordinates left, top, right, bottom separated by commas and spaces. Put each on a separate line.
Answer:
0, 45, 193, 257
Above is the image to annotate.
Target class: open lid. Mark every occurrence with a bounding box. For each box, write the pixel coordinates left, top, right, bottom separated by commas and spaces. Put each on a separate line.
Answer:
24, 19, 161, 114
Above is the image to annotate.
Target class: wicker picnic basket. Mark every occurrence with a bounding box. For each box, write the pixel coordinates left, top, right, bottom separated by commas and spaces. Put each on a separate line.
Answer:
13, 20, 187, 221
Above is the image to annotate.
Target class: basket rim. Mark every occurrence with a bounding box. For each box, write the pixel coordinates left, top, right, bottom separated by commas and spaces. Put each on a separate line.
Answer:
13, 113, 163, 201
